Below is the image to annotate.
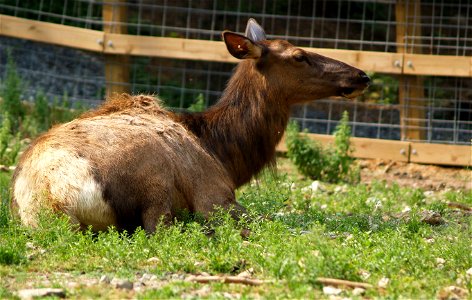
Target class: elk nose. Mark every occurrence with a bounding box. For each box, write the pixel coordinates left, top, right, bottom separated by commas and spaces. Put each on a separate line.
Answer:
358, 71, 370, 84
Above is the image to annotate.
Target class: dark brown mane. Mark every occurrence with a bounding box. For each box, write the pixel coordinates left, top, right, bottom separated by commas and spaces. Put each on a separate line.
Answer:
178, 60, 289, 187
79, 94, 169, 119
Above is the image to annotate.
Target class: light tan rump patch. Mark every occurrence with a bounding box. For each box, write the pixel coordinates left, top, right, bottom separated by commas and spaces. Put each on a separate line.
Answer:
13, 147, 116, 230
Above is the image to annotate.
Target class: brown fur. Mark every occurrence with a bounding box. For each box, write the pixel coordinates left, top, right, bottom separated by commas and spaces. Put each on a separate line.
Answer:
11, 22, 369, 233
79, 94, 168, 119
13, 95, 238, 232
177, 59, 288, 187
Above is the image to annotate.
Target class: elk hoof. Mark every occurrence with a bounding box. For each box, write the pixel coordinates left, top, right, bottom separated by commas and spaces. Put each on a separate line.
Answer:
240, 228, 251, 239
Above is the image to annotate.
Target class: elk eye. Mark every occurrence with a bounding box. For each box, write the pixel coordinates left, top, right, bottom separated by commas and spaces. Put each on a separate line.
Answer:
294, 53, 307, 63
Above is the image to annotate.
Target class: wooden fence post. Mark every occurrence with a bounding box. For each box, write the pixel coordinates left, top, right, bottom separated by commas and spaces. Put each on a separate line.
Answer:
396, 0, 426, 141
103, 0, 130, 98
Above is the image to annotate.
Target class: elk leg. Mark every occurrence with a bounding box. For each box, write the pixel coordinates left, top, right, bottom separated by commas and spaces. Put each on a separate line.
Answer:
227, 202, 252, 239
193, 193, 247, 220
193, 193, 251, 233
141, 205, 172, 234
203, 200, 252, 239
226, 201, 248, 221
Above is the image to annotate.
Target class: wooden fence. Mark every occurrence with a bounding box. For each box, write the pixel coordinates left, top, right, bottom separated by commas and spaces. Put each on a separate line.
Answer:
0, 1, 470, 167
2, 14, 471, 76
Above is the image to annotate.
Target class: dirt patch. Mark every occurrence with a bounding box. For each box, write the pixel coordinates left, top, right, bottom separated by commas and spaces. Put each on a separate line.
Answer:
359, 159, 471, 191
277, 157, 471, 191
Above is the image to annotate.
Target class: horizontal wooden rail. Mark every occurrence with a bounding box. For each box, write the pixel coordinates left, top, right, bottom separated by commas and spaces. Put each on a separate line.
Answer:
403, 53, 472, 77
0, 14, 104, 52
1, 14, 472, 77
277, 134, 471, 167
104, 33, 237, 62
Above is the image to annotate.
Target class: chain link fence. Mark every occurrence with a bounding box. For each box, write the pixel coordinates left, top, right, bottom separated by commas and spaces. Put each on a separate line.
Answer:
0, 0, 471, 144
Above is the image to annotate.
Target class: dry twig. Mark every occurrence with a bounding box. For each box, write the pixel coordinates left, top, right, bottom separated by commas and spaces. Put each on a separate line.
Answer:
316, 277, 373, 289
383, 161, 395, 174
447, 202, 472, 212
186, 275, 267, 286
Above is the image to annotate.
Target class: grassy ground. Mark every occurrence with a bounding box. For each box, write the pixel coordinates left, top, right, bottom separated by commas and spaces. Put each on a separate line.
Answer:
0, 161, 471, 299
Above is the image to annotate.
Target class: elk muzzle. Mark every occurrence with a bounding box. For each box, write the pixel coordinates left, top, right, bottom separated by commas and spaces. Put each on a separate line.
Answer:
339, 70, 370, 99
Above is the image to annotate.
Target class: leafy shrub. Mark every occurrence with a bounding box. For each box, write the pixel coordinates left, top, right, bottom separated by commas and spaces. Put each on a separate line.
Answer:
0, 50, 25, 132
187, 93, 206, 112
0, 52, 85, 139
32, 90, 50, 132
0, 114, 21, 166
0, 173, 11, 227
0, 54, 86, 165
0, 241, 26, 265
20, 92, 85, 138
360, 72, 398, 105
49, 93, 85, 125
285, 122, 326, 180
286, 111, 359, 183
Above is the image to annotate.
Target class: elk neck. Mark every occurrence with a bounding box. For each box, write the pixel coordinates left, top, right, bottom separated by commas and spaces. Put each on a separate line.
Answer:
178, 60, 290, 188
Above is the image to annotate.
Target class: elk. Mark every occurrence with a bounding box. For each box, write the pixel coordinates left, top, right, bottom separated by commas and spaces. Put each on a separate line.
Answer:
11, 19, 369, 233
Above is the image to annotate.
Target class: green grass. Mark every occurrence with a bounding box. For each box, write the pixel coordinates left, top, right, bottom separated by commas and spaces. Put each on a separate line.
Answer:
0, 165, 471, 299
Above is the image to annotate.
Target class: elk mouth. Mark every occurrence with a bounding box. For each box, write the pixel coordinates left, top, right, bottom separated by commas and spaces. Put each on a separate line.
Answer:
340, 72, 370, 99
340, 85, 368, 100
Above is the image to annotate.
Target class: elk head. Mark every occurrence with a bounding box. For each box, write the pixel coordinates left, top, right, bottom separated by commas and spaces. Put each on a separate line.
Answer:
223, 19, 370, 104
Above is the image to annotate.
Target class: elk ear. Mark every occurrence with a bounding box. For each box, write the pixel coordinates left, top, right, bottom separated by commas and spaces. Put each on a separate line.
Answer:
222, 31, 262, 60
245, 18, 266, 42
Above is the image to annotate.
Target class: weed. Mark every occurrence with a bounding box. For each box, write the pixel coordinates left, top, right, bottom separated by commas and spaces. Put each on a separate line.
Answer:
0, 232, 26, 265
326, 111, 359, 183
0, 113, 21, 166
32, 90, 50, 132
20, 92, 85, 138
0, 50, 25, 132
49, 93, 83, 125
286, 111, 359, 183
0, 173, 12, 228
187, 93, 206, 112
361, 72, 398, 105
0, 61, 86, 165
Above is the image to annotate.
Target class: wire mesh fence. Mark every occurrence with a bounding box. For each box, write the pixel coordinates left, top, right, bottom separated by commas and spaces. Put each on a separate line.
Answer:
0, 36, 105, 106
2, 0, 471, 55
0, 0, 471, 145
292, 75, 472, 144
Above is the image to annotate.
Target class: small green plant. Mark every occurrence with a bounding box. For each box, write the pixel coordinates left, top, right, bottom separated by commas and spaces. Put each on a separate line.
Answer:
33, 90, 50, 132
187, 93, 206, 112
20, 92, 86, 138
0, 114, 21, 166
361, 72, 398, 104
0, 50, 25, 132
0, 172, 11, 228
286, 111, 359, 183
0, 56, 87, 163
49, 93, 85, 125
285, 122, 326, 180
325, 111, 359, 183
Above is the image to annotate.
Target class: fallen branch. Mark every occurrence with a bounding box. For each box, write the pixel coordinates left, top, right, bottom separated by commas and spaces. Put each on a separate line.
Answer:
447, 202, 472, 212
383, 161, 395, 174
316, 277, 373, 289
186, 275, 267, 286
